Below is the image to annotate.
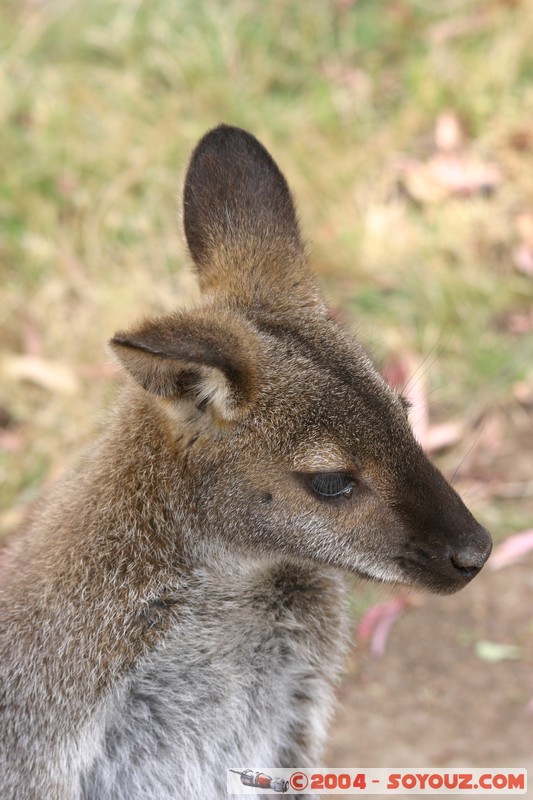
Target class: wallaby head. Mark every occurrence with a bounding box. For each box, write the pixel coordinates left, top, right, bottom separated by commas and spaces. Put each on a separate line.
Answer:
111, 124, 491, 595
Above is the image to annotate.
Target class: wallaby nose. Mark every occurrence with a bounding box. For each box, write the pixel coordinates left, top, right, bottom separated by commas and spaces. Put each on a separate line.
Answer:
448, 526, 492, 579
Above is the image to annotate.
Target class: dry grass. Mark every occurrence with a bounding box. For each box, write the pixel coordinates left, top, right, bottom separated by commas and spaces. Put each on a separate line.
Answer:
1, 0, 533, 537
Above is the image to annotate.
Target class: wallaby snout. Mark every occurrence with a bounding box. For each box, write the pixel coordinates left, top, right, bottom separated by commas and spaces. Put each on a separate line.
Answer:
0, 124, 492, 800
385, 443, 492, 593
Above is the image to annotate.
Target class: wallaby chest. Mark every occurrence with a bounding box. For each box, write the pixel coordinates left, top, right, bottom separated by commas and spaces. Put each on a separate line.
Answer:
82, 562, 347, 800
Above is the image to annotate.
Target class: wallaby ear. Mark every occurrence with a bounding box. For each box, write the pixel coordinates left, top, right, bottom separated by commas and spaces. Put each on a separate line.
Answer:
109, 310, 259, 421
183, 124, 320, 310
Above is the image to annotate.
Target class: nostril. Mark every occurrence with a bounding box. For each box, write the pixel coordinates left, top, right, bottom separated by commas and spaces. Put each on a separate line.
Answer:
449, 554, 482, 578
449, 528, 492, 578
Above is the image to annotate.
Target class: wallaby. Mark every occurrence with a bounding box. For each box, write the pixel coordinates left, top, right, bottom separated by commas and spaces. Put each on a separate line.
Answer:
1, 125, 492, 800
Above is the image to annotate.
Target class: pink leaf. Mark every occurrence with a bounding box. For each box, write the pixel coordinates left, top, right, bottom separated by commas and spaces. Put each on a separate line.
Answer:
514, 380, 533, 406
0, 430, 23, 454
513, 244, 533, 278
22, 319, 43, 356
4, 355, 80, 395
425, 421, 464, 453
357, 596, 409, 658
513, 210, 533, 277
503, 311, 533, 334
383, 353, 429, 448
515, 210, 533, 245
434, 111, 464, 153
489, 529, 533, 571
78, 362, 120, 380
397, 111, 502, 204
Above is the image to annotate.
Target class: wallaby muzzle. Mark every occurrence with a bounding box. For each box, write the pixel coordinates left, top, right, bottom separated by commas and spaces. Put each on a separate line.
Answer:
391, 446, 492, 593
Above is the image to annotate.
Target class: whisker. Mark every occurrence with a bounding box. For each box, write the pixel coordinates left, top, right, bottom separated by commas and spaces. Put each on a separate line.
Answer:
457, 482, 484, 504
402, 331, 450, 397
450, 425, 484, 486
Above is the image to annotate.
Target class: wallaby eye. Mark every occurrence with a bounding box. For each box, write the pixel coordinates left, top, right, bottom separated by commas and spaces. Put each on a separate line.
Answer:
308, 473, 354, 499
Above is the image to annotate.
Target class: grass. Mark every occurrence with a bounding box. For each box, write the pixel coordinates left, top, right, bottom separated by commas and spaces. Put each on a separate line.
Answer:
1, 0, 533, 534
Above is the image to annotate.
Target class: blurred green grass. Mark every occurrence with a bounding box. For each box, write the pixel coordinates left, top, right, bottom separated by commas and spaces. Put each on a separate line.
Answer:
1, 0, 533, 534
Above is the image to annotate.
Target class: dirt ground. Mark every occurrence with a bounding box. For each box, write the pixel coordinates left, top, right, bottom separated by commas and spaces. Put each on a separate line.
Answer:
327, 407, 533, 798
